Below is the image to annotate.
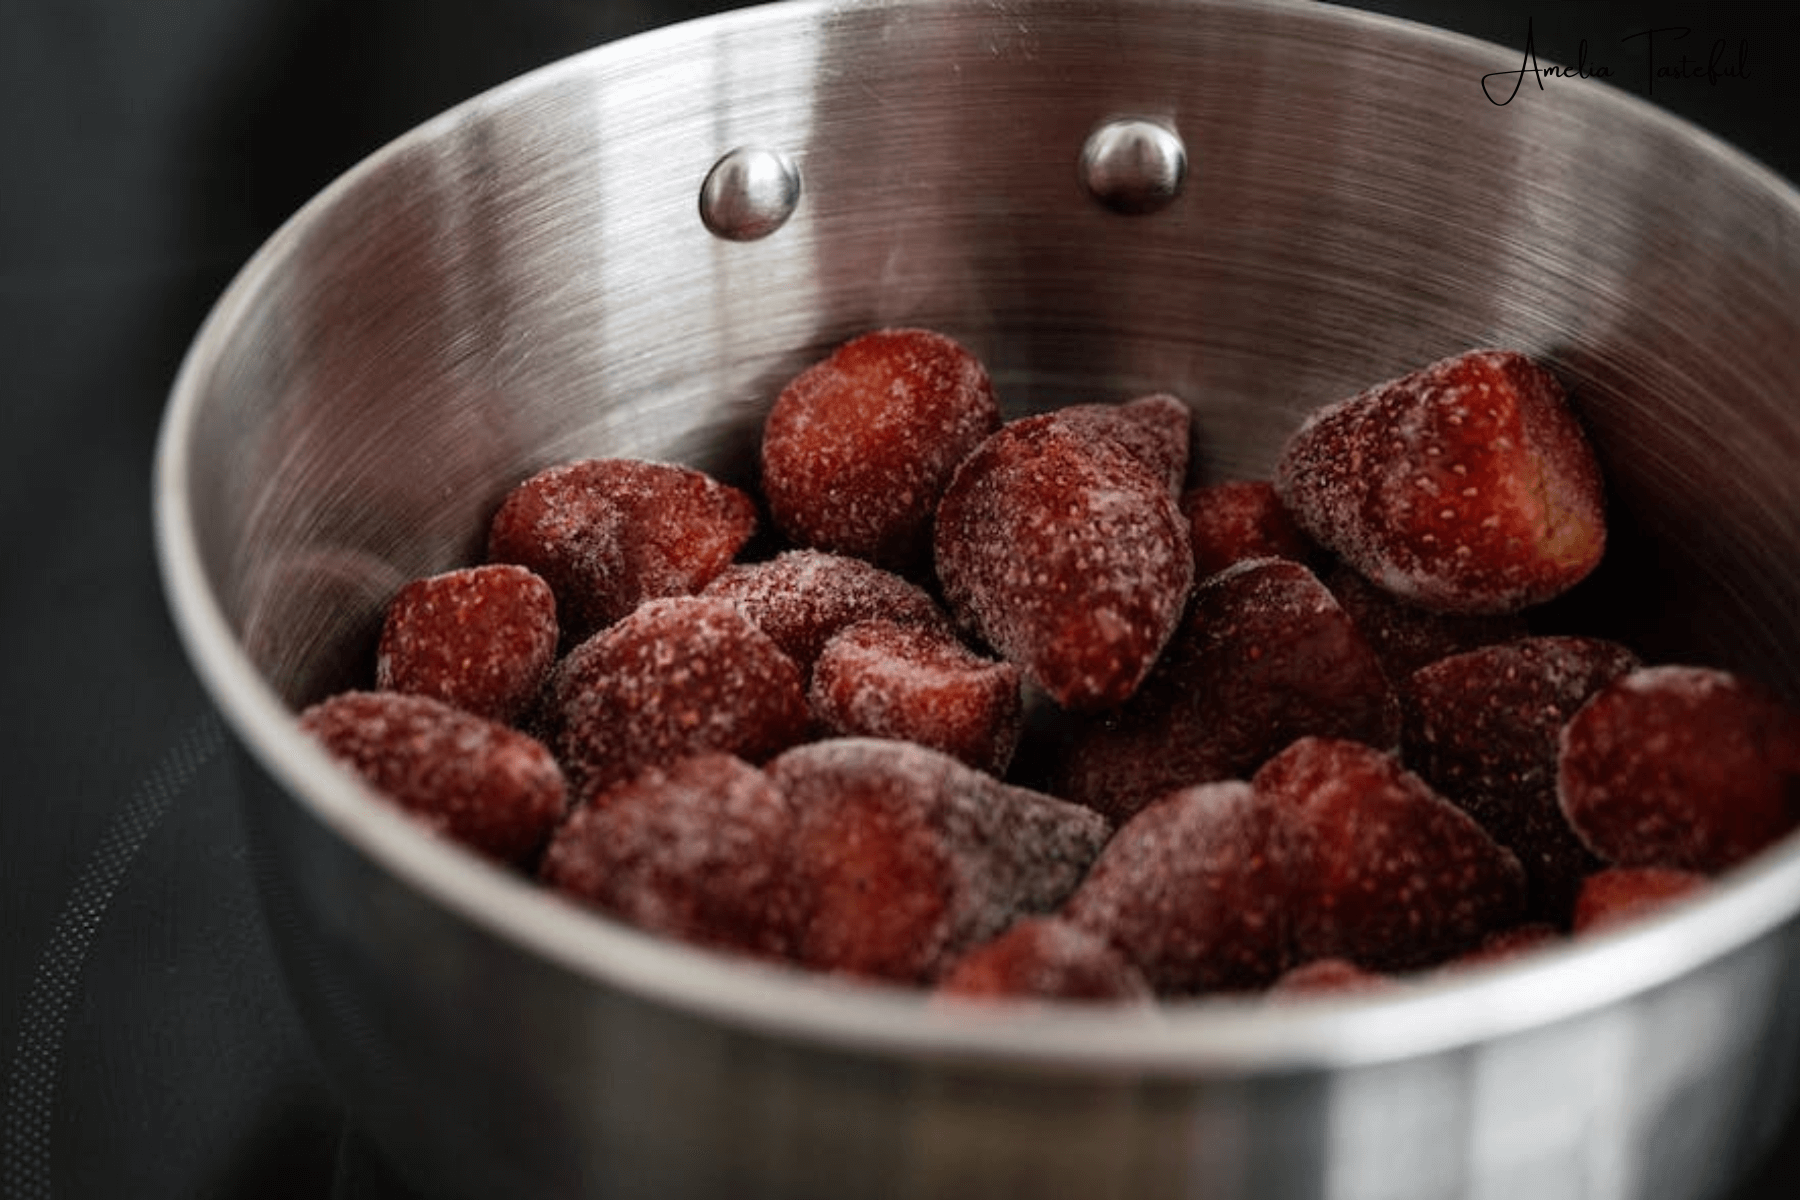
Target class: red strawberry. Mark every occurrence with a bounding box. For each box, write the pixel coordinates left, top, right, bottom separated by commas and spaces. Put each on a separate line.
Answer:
1052, 393, 1192, 493
1323, 563, 1526, 682
299, 690, 567, 865
701, 549, 952, 678
809, 619, 1023, 775
760, 328, 1000, 570
376, 564, 559, 725
1181, 480, 1318, 581
1052, 558, 1398, 824
540, 754, 800, 960
768, 738, 1110, 984
1400, 635, 1640, 922
1275, 349, 1606, 615
487, 457, 755, 644
936, 917, 1153, 1004
934, 412, 1193, 711
1572, 866, 1709, 934
1558, 665, 1800, 873
1253, 737, 1526, 972
1062, 780, 1295, 995
543, 596, 809, 797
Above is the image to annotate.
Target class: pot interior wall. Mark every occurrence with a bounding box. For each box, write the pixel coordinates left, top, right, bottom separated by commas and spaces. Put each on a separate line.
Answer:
183, 0, 1800, 710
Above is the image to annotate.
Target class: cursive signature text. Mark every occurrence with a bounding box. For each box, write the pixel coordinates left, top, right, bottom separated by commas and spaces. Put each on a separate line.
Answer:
1483, 19, 1751, 105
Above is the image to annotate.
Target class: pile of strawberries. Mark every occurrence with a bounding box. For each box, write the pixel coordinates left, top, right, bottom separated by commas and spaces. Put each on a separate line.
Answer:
298, 329, 1800, 1002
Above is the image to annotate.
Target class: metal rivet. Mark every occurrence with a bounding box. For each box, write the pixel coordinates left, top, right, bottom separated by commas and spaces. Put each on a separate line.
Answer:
1080, 118, 1187, 215
699, 147, 801, 241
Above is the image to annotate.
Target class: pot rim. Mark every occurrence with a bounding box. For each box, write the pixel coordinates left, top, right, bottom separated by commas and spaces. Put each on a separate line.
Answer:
153, 0, 1800, 1076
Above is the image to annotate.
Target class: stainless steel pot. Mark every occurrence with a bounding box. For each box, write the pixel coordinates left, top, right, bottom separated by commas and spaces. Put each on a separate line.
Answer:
154, 1, 1800, 1196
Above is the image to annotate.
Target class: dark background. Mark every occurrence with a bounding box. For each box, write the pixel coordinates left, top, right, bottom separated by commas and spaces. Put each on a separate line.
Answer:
2, 2, 1796, 1197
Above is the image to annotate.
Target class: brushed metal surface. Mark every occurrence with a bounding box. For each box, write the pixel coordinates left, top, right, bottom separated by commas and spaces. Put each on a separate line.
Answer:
155, 0, 1800, 1196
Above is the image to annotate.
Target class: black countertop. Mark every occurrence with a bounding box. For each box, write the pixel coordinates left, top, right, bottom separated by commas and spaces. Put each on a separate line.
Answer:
3, 2, 1796, 1197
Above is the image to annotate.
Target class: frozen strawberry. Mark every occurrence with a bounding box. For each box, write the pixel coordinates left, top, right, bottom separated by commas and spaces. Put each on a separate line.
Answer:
299, 690, 567, 865
934, 412, 1193, 711
1052, 393, 1192, 493
543, 596, 810, 797
768, 738, 1110, 984
539, 754, 799, 959
1051, 558, 1398, 824
1254, 737, 1526, 972
1558, 665, 1800, 873
1181, 480, 1318, 580
1063, 781, 1294, 995
700, 549, 952, 677
935, 917, 1154, 1004
1571, 867, 1708, 934
1275, 349, 1606, 615
486, 457, 756, 644
1401, 636, 1640, 922
374, 564, 559, 725
1266, 958, 1393, 997
809, 620, 1023, 775
1324, 563, 1527, 681
759, 328, 1000, 569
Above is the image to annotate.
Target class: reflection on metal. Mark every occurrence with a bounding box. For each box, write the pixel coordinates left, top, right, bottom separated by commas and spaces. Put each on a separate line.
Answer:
1080, 117, 1187, 215
700, 146, 802, 240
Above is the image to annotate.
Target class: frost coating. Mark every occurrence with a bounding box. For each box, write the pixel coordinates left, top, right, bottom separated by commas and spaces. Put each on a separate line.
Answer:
760, 328, 1000, 569
299, 690, 567, 865
768, 738, 1110, 983
1558, 665, 1800, 872
809, 619, 1023, 775
541, 753, 800, 959
1052, 558, 1398, 823
1401, 635, 1640, 922
1064, 780, 1294, 994
701, 548, 951, 676
1275, 349, 1606, 614
1253, 737, 1526, 972
543, 596, 809, 797
934, 413, 1193, 711
376, 563, 559, 725
486, 457, 756, 642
